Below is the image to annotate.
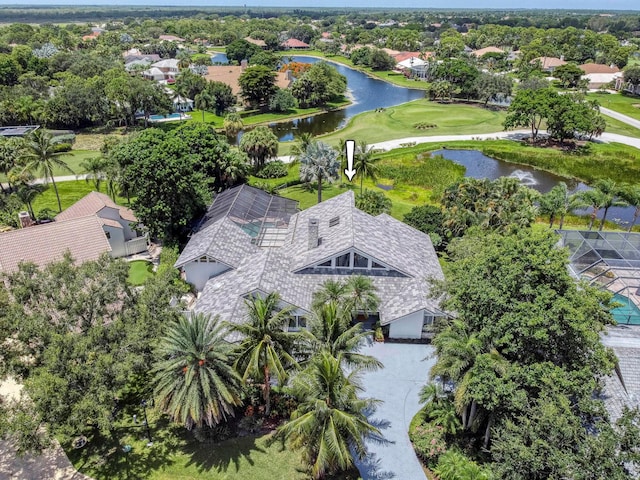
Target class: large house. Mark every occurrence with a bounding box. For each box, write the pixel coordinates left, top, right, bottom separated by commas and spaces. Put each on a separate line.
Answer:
143, 59, 180, 82
578, 63, 622, 89
204, 64, 292, 96
0, 192, 148, 273
175, 186, 447, 340
531, 56, 567, 72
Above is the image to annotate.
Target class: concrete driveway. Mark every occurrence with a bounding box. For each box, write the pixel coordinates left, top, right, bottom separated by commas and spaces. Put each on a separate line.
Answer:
354, 342, 435, 480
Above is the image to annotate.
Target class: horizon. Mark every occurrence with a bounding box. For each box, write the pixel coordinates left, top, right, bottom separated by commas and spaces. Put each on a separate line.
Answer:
0, 1, 638, 12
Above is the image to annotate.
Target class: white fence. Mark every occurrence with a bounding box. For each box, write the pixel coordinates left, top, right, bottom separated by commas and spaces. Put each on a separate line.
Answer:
125, 236, 149, 256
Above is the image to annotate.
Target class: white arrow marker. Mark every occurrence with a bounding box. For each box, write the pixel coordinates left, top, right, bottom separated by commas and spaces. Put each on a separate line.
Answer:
344, 139, 356, 181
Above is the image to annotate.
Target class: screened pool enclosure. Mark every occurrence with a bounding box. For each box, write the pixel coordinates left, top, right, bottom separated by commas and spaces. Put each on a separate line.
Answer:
557, 230, 640, 325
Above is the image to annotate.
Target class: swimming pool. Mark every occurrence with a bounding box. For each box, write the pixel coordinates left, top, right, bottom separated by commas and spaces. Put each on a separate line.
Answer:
611, 293, 640, 325
148, 113, 189, 122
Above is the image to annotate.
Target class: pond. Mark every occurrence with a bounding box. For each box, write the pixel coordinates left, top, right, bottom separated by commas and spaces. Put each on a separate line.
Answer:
230, 55, 423, 142
433, 149, 636, 227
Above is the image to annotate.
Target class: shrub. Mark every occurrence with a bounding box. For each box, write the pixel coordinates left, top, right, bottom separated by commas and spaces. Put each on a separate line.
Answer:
414, 122, 438, 130
433, 450, 493, 480
238, 415, 264, 434
52, 142, 72, 153
193, 423, 232, 443
355, 189, 392, 216
409, 421, 447, 467
255, 160, 288, 179
403, 205, 444, 235
269, 89, 297, 112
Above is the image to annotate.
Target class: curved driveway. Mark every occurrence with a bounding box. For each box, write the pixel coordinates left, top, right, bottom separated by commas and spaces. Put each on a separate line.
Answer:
355, 342, 435, 480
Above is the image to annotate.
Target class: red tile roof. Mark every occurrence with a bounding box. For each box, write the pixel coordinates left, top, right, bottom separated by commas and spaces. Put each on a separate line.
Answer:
578, 63, 620, 74
281, 38, 310, 48
472, 46, 505, 57
0, 216, 111, 273
55, 192, 137, 223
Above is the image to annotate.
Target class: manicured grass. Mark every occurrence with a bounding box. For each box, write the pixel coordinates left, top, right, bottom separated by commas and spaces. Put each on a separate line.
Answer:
589, 92, 640, 121
0, 150, 99, 183
127, 260, 155, 286
316, 100, 507, 146
31, 180, 129, 215
603, 116, 640, 137
66, 416, 309, 480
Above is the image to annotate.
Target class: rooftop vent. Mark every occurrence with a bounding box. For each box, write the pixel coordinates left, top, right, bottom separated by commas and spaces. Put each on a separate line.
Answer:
329, 216, 340, 227
308, 218, 319, 249
17, 211, 34, 229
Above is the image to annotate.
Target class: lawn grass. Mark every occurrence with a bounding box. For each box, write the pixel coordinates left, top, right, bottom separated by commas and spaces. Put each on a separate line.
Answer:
315, 99, 507, 146
603, 115, 640, 137
127, 260, 155, 286
589, 91, 640, 121
31, 181, 129, 215
0, 150, 99, 183
66, 415, 310, 480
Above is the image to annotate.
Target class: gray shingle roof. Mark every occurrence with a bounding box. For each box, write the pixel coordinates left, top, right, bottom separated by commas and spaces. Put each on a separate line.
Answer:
189, 191, 445, 329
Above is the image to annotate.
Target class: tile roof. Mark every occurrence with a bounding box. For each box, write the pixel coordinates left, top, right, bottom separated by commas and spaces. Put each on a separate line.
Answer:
578, 63, 620, 74
204, 66, 292, 95
282, 38, 310, 48
531, 56, 567, 69
0, 216, 111, 273
55, 192, 137, 223
189, 191, 445, 331
472, 46, 504, 57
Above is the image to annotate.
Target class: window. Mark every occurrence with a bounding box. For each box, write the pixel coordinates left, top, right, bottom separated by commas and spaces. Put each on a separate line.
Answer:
288, 316, 307, 332
353, 252, 368, 268
329, 216, 340, 227
318, 259, 332, 267
336, 253, 350, 268
371, 261, 386, 269
105, 231, 111, 239
422, 314, 434, 333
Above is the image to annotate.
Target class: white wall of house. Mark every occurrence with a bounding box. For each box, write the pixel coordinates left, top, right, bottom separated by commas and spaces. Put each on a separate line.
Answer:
388, 310, 425, 339
97, 206, 137, 240
103, 225, 126, 258
184, 260, 230, 291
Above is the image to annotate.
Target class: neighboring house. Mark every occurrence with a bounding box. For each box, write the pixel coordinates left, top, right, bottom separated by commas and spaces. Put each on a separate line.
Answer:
204, 64, 292, 96
531, 56, 567, 72
0, 125, 39, 137
396, 57, 428, 78
615, 75, 640, 95
0, 192, 148, 273
175, 186, 447, 340
281, 38, 310, 49
245, 37, 267, 48
159, 35, 185, 42
578, 63, 622, 89
55, 192, 148, 258
471, 46, 504, 57
143, 59, 180, 82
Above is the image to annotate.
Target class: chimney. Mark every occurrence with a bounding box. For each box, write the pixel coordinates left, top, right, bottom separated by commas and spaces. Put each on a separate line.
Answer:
18, 211, 34, 229
308, 218, 319, 249
560, 54, 565, 61
241, 59, 248, 71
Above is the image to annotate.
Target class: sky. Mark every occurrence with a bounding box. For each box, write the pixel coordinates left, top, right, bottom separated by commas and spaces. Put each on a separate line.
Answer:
0, 0, 637, 10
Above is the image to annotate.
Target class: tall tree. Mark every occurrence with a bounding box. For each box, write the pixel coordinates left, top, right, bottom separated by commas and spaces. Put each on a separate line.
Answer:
239, 125, 279, 171
275, 352, 381, 479
223, 112, 244, 139
619, 184, 640, 232
20, 130, 73, 212
503, 88, 555, 141
299, 141, 340, 203
79, 156, 108, 192
152, 313, 242, 430
578, 189, 607, 230
238, 65, 278, 108
593, 179, 627, 230
354, 141, 379, 194
229, 292, 299, 416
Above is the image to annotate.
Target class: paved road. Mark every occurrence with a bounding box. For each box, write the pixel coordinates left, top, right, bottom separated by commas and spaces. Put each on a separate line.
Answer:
354, 343, 434, 480
601, 107, 640, 131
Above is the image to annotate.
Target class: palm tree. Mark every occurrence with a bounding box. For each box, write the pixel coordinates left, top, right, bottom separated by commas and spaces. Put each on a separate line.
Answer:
577, 189, 607, 231
229, 292, 299, 416
239, 125, 278, 171
620, 184, 640, 232
299, 141, 340, 203
194, 90, 216, 123
290, 132, 314, 164
275, 352, 381, 479
21, 130, 74, 213
152, 313, 243, 430
344, 275, 380, 318
223, 112, 244, 139
15, 183, 44, 219
176, 49, 192, 70
0, 137, 24, 193
311, 279, 348, 311
79, 156, 108, 192
355, 141, 380, 194
593, 179, 627, 231
304, 301, 382, 371
539, 183, 567, 228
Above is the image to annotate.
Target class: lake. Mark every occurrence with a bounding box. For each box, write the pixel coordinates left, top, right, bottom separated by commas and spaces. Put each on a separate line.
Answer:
433, 149, 636, 227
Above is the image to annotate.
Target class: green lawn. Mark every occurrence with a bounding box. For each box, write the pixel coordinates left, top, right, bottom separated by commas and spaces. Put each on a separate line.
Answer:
66, 416, 309, 480
603, 115, 640, 137
315, 100, 507, 147
128, 260, 155, 286
0, 150, 99, 183
31, 180, 129, 215
589, 92, 640, 121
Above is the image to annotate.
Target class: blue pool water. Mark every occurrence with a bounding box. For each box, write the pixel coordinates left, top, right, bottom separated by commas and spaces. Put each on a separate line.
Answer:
148, 113, 187, 121
611, 293, 640, 325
